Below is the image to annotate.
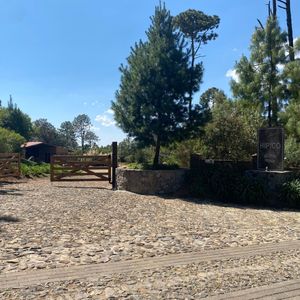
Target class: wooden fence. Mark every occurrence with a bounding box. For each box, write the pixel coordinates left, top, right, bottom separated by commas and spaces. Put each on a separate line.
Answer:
50, 142, 118, 189
0, 153, 21, 178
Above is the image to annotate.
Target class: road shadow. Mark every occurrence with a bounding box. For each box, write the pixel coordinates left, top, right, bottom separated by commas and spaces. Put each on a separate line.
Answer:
0, 215, 21, 223
161, 193, 300, 213
0, 180, 27, 187
0, 189, 23, 196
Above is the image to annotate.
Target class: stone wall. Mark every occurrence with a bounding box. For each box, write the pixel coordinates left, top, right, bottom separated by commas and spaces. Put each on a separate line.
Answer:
116, 168, 188, 195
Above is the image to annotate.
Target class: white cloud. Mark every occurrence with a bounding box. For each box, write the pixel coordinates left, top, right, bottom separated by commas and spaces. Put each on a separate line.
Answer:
106, 109, 114, 115
95, 114, 116, 127
91, 125, 101, 132
226, 69, 240, 82
233, 48, 238, 52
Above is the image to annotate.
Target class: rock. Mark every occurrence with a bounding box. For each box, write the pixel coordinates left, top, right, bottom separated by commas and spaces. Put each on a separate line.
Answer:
59, 256, 70, 264
7, 259, 19, 264
101, 256, 110, 263
105, 287, 116, 298
19, 263, 28, 270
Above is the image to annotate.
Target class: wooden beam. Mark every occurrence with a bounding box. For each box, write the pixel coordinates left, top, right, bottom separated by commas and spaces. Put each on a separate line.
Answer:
111, 142, 118, 190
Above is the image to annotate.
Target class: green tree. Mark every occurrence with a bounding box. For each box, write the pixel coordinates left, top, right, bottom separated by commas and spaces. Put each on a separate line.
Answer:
58, 121, 77, 150
72, 114, 98, 153
85, 131, 99, 149
174, 10, 220, 117
199, 87, 227, 119
280, 62, 300, 167
0, 97, 32, 140
112, 3, 200, 167
283, 102, 300, 140
0, 127, 25, 153
32, 119, 58, 145
231, 17, 287, 126
282, 59, 300, 103
231, 56, 263, 109
203, 99, 263, 161
118, 137, 136, 162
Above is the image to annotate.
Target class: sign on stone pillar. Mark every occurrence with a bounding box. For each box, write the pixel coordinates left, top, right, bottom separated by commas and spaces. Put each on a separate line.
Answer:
257, 128, 284, 171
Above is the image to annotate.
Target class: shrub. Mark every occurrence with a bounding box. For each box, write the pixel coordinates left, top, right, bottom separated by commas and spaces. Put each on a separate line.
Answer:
190, 163, 243, 199
280, 178, 300, 208
0, 127, 25, 153
285, 137, 300, 168
239, 176, 268, 206
190, 162, 300, 209
21, 163, 50, 177
189, 163, 268, 206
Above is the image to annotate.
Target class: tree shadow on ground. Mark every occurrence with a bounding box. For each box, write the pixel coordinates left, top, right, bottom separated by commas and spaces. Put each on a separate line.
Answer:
0, 180, 28, 196
0, 179, 27, 186
0, 189, 23, 196
0, 215, 21, 223
162, 193, 300, 213
0, 215, 21, 233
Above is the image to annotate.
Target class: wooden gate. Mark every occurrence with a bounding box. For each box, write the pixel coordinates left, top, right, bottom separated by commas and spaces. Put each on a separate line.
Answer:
50, 142, 118, 189
0, 153, 21, 178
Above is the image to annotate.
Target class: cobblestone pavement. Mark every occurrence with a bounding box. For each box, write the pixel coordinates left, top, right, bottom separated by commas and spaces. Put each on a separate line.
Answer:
0, 178, 300, 299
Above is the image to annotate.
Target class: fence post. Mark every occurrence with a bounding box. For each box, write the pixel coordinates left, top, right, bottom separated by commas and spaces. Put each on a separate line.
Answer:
111, 142, 118, 190
50, 155, 54, 182
17, 153, 21, 178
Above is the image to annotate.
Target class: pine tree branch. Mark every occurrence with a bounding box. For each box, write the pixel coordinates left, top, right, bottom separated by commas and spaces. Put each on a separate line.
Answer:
257, 19, 265, 30
277, 0, 287, 5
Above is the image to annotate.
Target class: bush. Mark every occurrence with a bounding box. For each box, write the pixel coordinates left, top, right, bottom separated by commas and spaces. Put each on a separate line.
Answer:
162, 139, 205, 168
285, 137, 300, 168
21, 163, 50, 177
239, 176, 268, 206
189, 162, 300, 209
190, 163, 241, 199
280, 178, 300, 208
189, 163, 268, 206
0, 127, 25, 153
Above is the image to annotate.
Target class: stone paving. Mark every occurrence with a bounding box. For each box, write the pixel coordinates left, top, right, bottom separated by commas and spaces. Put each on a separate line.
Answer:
209, 278, 300, 299
0, 178, 300, 299
1, 240, 299, 290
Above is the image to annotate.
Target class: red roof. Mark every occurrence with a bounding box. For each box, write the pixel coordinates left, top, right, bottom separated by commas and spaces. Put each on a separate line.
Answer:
21, 142, 44, 148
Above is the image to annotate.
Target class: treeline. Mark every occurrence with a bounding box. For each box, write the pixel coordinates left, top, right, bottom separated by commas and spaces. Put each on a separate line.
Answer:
111, 3, 300, 168
0, 98, 99, 153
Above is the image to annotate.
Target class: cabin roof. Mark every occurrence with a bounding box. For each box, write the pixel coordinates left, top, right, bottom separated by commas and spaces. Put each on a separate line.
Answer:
21, 142, 55, 148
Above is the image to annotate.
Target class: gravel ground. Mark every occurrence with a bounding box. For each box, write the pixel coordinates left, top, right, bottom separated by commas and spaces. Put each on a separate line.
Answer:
1, 178, 300, 298
1, 250, 300, 299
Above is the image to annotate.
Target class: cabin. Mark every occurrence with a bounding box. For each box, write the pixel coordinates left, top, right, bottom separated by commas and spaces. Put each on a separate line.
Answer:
21, 142, 68, 163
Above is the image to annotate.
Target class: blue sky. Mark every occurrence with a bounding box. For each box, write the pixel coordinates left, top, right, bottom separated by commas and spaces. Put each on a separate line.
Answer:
0, 0, 299, 145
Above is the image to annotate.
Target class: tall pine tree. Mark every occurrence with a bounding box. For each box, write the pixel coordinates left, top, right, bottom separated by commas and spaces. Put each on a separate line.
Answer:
173, 10, 220, 119
231, 17, 287, 126
112, 3, 201, 167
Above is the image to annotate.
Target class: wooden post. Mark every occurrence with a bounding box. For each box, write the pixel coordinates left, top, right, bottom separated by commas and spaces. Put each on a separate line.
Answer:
50, 155, 54, 182
111, 142, 118, 190
17, 153, 21, 178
